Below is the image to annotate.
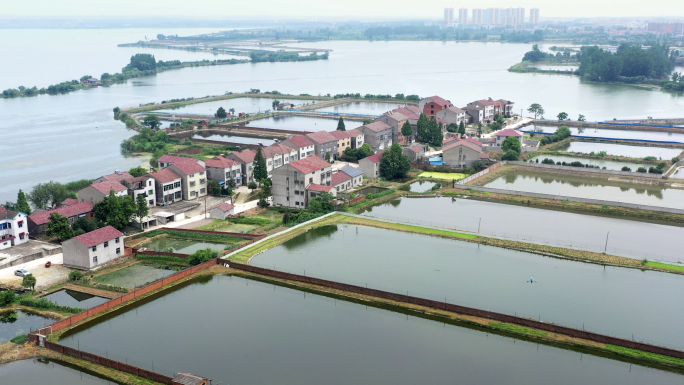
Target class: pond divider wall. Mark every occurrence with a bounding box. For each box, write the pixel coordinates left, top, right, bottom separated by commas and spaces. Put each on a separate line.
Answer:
159, 227, 263, 240
224, 260, 684, 360
507, 161, 664, 179
456, 162, 504, 185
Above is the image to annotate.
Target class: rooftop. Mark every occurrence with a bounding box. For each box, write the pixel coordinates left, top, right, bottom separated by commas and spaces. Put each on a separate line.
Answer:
90, 180, 127, 195
99, 171, 134, 183
61, 198, 79, 207
305, 131, 338, 144
288, 155, 330, 174
29, 201, 94, 225
0, 210, 21, 220
340, 165, 363, 178
345, 128, 364, 137
230, 149, 256, 163
172, 373, 211, 385
171, 161, 207, 176
443, 139, 483, 153
383, 111, 408, 122
362, 121, 392, 133
331, 172, 352, 186
214, 202, 235, 212
284, 135, 315, 148
328, 130, 351, 140
496, 129, 523, 137
444, 106, 466, 114
424, 96, 452, 107
307, 183, 333, 193
409, 145, 425, 152
147, 168, 181, 183
158, 155, 202, 164
72, 226, 123, 248
205, 155, 239, 169
364, 153, 382, 163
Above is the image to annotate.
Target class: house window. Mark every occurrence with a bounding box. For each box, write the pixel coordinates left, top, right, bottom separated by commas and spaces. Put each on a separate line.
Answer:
200, 188, 206, 194
190, 174, 195, 178
295, 202, 300, 206
191, 191, 197, 197
174, 191, 181, 199
295, 190, 299, 195
115, 237, 120, 243
200, 171, 204, 175
148, 190, 153, 195
116, 248, 121, 254
104, 241, 109, 247
18, 221, 23, 228
200, 179, 206, 184
19, 233, 25, 240
309, 177, 313, 183
190, 181, 196, 187
149, 181, 152, 186
149, 199, 154, 205
93, 256, 98, 263
174, 182, 181, 188
92, 246, 97, 252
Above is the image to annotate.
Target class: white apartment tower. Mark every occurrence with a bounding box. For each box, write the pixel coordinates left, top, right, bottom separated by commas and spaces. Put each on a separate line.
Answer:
458, 8, 468, 25
471, 8, 484, 25
530, 8, 540, 25
444, 8, 455, 27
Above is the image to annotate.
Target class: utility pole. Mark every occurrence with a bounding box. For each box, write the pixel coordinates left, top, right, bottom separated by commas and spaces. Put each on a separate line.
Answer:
478, 218, 481, 233
604, 231, 609, 253
204, 195, 207, 218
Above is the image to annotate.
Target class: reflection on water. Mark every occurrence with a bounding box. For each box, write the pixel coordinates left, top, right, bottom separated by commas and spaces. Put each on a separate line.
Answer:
527, 155, 646, 171
1, 359, 121, 385
0, 310, 51, 343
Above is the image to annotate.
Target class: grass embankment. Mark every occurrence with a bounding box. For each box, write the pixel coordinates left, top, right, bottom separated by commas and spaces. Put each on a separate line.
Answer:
644, 261, 684, 272
604, 344, 684, 367
508, 60, 579, 74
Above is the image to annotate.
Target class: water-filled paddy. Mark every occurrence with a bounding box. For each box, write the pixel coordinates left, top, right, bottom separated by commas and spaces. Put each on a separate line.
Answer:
155, 97, 316, 115
192, 132, 275, 146
59, 275, 683, 385
244, 115, 345, 132
1, 359, 120, 385
354, 186, 390, 195
141, 237, 231, 254
0, 310, 52, 343
530, 125, 684, 143
555, 141, 682, 159
251, 224, 684, 349
526, 155, 646, 171
42, 289, 109, 309
313, 101, 401, 115
92, 264, 175, 289
485, 170, 684, 210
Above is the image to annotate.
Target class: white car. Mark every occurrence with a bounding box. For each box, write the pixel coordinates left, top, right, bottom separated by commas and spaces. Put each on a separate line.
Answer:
14, 269, 30, 277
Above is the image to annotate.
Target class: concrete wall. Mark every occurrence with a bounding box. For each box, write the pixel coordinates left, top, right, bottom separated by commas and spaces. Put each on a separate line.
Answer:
63, 236, 124, 270
77, 186, 106, 205
456, 162, 504, 185
443, 145, 482, 168
210, 207, 234, 219
507, 161, 664, 179
272, 164, 332, 208
359, 158, 379, 179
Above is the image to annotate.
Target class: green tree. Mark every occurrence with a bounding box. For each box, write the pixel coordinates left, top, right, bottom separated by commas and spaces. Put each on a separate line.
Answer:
336, 117, 346, 131
22, 274, 37, 291
157, 34, 166, 40
325, 151, 332, 163
135, 194, 150, 225
363, 119, 373, 125
128, 166, 148, 177
557, 112, 568, 121
272, 100, 280, 109
72, 217, 97, 233
113, 107, 121, 117
142, 115, 161, 130
578, 114, 586, 122
16, 190, 31, 215
527, 103, 545, 120
68, 270, 85, 282
252, 147, 268, 183
188, 248, 219, 266
501, 150, 520, 161
379, 143, 411, 179
416, 113, 429, 141
248, 181, 258, 191
306, 192, 335, 213
425, 118, 443, 147
0, 290, 16, 305
29, 181, 69, 209
216, 107, 227, 118
501, 136, 522, 154
93, 191, 136, 230
258, 178, 272, 208
229, 108, 235, 115
446, 123, 459, 133
45, 212, 75, 240
477, 123, 483, 138
401, 121, 413, 140
458, 121, 466, 138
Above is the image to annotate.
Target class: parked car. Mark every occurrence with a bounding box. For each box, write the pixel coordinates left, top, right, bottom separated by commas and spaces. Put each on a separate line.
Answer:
14, 269, 30, 277
45, 261, 52, 268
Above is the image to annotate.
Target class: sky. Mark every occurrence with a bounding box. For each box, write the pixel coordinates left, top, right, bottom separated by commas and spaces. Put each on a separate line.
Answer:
1, 0, 681, 19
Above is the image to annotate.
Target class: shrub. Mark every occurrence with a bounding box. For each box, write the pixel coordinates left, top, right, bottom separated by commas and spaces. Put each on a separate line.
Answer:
636, 167, 647, 173
501, 150, 519, 161
672, 156, 680, 163
621, 166, 632, 172
188, 248, 219, 265
541, 158, 555, 165
10, 334, 29, 344
644, 156, 657, 161
18, 296, 84, 313
0, 290, 17, 306
68, 270, 85, 282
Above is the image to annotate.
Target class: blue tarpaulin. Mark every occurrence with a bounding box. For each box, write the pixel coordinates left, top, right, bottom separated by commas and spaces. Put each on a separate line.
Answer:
429, 157, 444, 166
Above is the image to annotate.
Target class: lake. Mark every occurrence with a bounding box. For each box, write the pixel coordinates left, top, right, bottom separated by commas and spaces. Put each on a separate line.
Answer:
313, 100, 402, 115
0, 310, 52, 343
1, 358, 122, 385
526, 155, 647, 171
485, 170, 684, 210
531, 125, 684, 143
251, 225, 684, 349
359, 196, 684, 262
155, 97, 317, 116
554, 141, 683, 159
59, 275, 684, 385
2, 35, 684, 202
42, 289, 109, 309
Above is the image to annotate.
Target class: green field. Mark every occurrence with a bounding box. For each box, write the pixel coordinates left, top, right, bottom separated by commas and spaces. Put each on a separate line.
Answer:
418, 172, 467, 180
93, 264, 175, 288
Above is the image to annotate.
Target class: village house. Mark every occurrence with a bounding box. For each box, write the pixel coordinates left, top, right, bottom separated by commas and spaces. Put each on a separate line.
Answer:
209, 203, 235, 219
92, 171, 155, 207
147, 168, 183, 205
305, 131, 339, 160
271, 155, 333, 209
205, 155, 242, 187
404, 144, 428, 162
359, 153, 382, 178
62, 226, 124, 270
306, 183, 335, 202
435, 106, 467, 127
442, 138, 488, 168
419, 96, 453, 119
331, 172, 353, 193
282, 135, 315, 160
226, 149, 256, 186
340, 166, 364, 187
59, 198, 79, 207
345, 128, 365, 149
358, 121, 393, 152
462, 105, 485, 124
495, 128, 523, 146
78, 180, 128, 205
168, 162, 208, 200
28, 201, 94, 236
378, 111, 411, 145
394, 105, 421, 125
157, 155, 206, 169
328, 130, 352, 158
262, 143, 299, 176
0, 209, 29, 250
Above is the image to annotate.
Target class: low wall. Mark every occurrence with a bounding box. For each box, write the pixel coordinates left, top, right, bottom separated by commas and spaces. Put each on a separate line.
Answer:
135, 249, 189, 259
456, 162, 503, 185
0, 245, 62, 270
226, 261, 684, 360
507, 161, 664, 179
455, 185, 684, 215
160, 227, 262, 240
349, 196, 366, 205
189, 137, 259, 149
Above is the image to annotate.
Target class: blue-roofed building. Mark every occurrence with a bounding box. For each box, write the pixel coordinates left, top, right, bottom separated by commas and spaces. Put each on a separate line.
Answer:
429, 157, 444, 166
340, 166, 364, 188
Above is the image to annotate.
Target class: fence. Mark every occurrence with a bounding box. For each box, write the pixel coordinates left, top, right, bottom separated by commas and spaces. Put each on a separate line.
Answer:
349, 196, 366, 205
455, 162, 503, 185
224, 261, 684, 360
507, 161, 664, 179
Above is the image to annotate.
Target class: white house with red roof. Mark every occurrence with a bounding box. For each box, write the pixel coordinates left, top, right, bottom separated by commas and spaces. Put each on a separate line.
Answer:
205, 155, 242, 187
271, 155, 333, 208
147, 168, 182, 205
209, 202, 235, 219
157, 155, 206, 169
92, 171, 156, 207
1, 209, 29, 250
358, 121, 393, 152
226, 149, 256, 185
495, 128, 523, 147
62, 226, 124, 270
442, 139, 486, 168
78, 180, 128, 205
331, 172, 353, 192
358, 153, 382, 178
169, 162, 208, 200
282, 135, 315, 160
263, 143, 299, 175
419, 96, 453, 119
28, 201, 94, 236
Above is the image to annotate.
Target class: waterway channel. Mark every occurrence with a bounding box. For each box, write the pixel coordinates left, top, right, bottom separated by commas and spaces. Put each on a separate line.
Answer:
251, 224, 684, 350
59, 275, 684, 385
1, 358, 122, 385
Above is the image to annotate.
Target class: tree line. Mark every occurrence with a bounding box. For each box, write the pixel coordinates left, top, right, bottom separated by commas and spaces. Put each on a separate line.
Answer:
249, 51, 329, 63
577, 44, 674, 81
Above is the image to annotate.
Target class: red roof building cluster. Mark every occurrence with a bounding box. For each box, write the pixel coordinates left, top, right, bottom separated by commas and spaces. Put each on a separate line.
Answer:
229, 149, 256, 163
328, 130, 350, 140
29, 201, 94, 225
362, 121, 392, 133
158, 155, 203, 164
148, 168, 181, 183
72, 226, 123, 248
288, 155, 330, 174
285, 135, 314, 148
90, 180, 127, 195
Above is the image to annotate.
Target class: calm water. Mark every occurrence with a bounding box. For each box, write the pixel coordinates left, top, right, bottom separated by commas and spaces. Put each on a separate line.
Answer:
0, 310, 51, 343
532, 65, 579, 71
526, 155, 647, 171
252, 225, 684, 349
673, 167, 684, 179
155, 97, 317, 116
555, 141, 683, 159
142, 237, 230, 254
485, 170, 684, 210
42, 289, 109, 309
1, 359, 121, 385
404, 180, 438, 192
3, 35, 684, 202
192, 133, 275, 146
59, 275, 683, 384
531, 125, 684, 143
93, 264, 175, 289
243, 115, 344, 131
313, 101, 401, 115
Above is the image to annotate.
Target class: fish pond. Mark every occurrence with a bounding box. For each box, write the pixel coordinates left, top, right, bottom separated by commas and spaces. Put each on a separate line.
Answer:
554, 141, 682, 159
484, 170, 684, 210
155, 97, 317, 116
141, 237, 233, 254
1, 358, 122, 385
42, 289, 109, 309
312, 101, 400, 115
402, 180, 439, 192
243, 115, 342, 132
251, 224, 684, 350
0, 310, 52, 343
192, 132, 275, 146
92, 264, 175, 289
530, 125, 684, 144
59, 275, 683, 385
526, 155, 647, 171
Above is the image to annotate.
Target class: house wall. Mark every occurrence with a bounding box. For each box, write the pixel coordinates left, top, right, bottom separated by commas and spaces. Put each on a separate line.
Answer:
310, 140, 337, 160
436, 109, 466, 126
272, 164, 333, 208
226, 154, 254, 185
336, 138, 351, 158
78, 186, 126, 205
206, 164, 242, 185
63, 236, 124, 270
210, 208, 234, 219
359, 159, 380, 178
154, 178, 182, 205
62, 241, 90, 270
131, 179, 156, 207
361, 128, 393, 152
0, 213, 29, 249
170, 166, 207, 200
349, 133, 365, 149
282, 140, 314, 160
443, 145, 482, 168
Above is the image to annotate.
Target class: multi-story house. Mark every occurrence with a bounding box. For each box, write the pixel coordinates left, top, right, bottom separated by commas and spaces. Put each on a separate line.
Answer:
157, 155, 205, 169
466, 100, 496, 121
442, 139, 486, 168
331, 172, 353, 193
328, 130, 352, 158
169, 162, 208, 200
271, 156, 333, 209
358, 121, 393, 152
77, 180, 128, 205
62, 226, 125, 270
495, 129, 523, 147
282, 135, 315, 160
345, 128, 365, 149
267, 143, 299, 167
226, 149, 256, 186
340, 166, 364, 187
419, 96, 453, 119
205, 155, 242, 187
436, 106, 467, 127
147, 168, 182, 205
28, 201, 94, 236
92, 171, 155, 207
378, 111, 410, 145
359, 153, 382, 178
0, 209, 29, 250
305, 131, 339, 160
462, 105, 485, 124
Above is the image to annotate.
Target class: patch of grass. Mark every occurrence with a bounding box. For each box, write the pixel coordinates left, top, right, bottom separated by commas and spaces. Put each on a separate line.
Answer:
418, 171, 467, 180
361, 220, 477, 240
166, 230, 244, 243
604, 344, 684, 367
18, 295, 84, 314
10, 334, 28, 344
644, 261, 684, 273
488, 322, 548, 337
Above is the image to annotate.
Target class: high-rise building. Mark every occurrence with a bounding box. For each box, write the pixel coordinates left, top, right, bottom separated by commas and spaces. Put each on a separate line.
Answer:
458, 8, 468, 25
472, 8, 484, 25
530, 8, 540, 25
516, 8, 525, 24
647, 21, 683, 33
444, 8, 455, 27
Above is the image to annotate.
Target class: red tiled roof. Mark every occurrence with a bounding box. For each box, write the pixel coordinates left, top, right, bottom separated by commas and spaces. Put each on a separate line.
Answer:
307, 183, 333, 193
130, 176, 150, 183
479, 153, 491, 159
404, 105, 420, 113
443, 140, 483, 153
29, 201, 94, 226
230, 149, 256, 163
214, 203, 235, 212
288, 155, 330, 174
331, 172, 351, 186
362, 121, 392, 133
346, 128, 364, 137
72, 226, 123, 248
285, 135, 314, 148
475, 99, 497, 106
425, 96, 452, 107
266, 143, 296, 156
364, 153, 382, 163
443, 136, 458, 145
409, 145, 425, 153
90, 180, 128, 195
496, 129, 523, 137
100, 171, 133, 183
148, 168, 181, 183
171, 161, 206, 176
394, 108, 419, 120
305, 131, 337, 144
158, 155, 201, 164
383, 111, 408, 122
0, 206, 6, 214
444, 106, 465, 114
61, 198, 78, 206
328, 130, 350, 140
205, 155, 239, 169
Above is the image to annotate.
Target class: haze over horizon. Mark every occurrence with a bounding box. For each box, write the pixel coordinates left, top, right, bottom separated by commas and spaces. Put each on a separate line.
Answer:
1, 0, 682, 20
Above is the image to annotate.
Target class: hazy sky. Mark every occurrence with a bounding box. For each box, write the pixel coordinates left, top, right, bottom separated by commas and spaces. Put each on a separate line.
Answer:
1, 0, 680, 19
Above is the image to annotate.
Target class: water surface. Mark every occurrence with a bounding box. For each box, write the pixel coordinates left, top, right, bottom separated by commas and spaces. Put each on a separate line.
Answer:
1, 359, 121, 385
141, 237, 230, 254
0, 310, 51, 343
404, 180, 438, 192
155, 97, 316, 116
42, 289, 109, 309
243, 115, 344, 131
556, 141, 682, 159
526, 155, 647, 171
192, 133, 275, 146
313, 101, 400, 115
531, 125, 684, 143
